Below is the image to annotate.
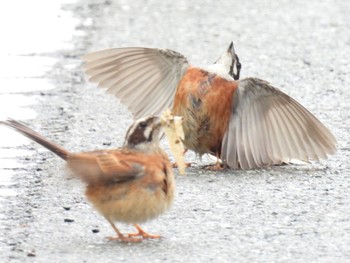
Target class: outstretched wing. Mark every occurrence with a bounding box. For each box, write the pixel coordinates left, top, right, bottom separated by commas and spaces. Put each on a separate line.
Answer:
221, 78, 337, 169
67, 151, 144, 185
83, 47, 190, 118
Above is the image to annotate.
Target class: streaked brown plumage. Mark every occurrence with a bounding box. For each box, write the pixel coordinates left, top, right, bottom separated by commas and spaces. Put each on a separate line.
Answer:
82, 42, 336, 169
1, 117, 174, 242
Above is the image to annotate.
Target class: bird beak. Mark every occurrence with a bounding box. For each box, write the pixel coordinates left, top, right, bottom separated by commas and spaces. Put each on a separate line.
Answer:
227, 41, 235, 56
227, 42, 241, 80
152, 116, 162, 129
152, 116, 164, 141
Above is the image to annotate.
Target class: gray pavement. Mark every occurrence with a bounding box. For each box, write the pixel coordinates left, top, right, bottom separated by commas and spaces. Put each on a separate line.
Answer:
0, 0, 350, 262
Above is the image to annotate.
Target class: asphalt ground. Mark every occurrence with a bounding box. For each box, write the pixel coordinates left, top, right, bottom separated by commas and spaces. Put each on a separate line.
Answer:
0, 0, 349, 262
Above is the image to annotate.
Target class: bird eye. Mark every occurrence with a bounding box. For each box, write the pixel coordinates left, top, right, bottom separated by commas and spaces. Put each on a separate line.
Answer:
232, 55, 241, 80
237, 62, 241, 69
139, 121, 147, 128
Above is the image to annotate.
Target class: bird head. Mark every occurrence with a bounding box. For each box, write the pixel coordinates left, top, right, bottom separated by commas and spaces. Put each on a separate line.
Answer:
213, 41, 241, 80
227, 42, 241, 80
123, 116, 162, 151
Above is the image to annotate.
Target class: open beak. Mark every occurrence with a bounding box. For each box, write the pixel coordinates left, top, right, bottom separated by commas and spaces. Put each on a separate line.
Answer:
151, 116, 162, 130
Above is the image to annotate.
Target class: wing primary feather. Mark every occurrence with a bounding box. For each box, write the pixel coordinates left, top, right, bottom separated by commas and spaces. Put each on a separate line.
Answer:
117, 67, 161, 99
83, 47, 154, 63
84, 51, 152, 73
256, 100, 274, 166
269, 102, 294, 161
289, 99, 336, 153
133, 72, 178, 117
84, 47, 189, 120
236, 112, 249, 169
85, 51, 156, 73
278, 96, 316, 160
98, 60, 156, 89
87, 55, 158, 80
227, 120, 238, 169
277, 101, 307, 159
250, 101, 268, 166
245, 104, 258, 167
284, 100, 328, 159
242, 107, 256, 168
263, 100, 284, 163
227, 77, 335, 168
282, 98, 323, 158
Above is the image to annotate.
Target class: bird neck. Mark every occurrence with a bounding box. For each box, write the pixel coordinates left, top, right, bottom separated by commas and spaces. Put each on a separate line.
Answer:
126, 141, 162, 154
204, 64, 233, 80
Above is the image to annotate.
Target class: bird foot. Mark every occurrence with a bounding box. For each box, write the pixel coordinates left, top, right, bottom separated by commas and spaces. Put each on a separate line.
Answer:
203, 163, 225, 171
172, 162, 191, 168
127, 224, 162, 239
106, 235, 143, 243
127, 231, 162, 239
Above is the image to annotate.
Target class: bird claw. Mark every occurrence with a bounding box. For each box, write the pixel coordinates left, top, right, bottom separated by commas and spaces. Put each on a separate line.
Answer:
203, 163, 225, 171
106, 235, 143, 243
172, 162, 191, 168
127, 231, 162, 239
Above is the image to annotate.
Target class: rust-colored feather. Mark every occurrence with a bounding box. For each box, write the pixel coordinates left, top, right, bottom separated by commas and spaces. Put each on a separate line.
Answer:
173, 67, 238, 155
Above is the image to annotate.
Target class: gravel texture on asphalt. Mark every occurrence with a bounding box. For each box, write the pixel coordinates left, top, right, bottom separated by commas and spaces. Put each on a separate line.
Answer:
0, 0, 349, 262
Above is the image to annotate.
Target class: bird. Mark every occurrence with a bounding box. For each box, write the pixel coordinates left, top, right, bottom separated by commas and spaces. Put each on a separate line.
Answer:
82, 42, 337, 170
0, 116, 174, 242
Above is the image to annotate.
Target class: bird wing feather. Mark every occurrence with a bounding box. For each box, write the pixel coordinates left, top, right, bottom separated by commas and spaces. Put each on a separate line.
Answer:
68, 150, 145, 184
83, 47, 190, 118
221, 78, 337, 169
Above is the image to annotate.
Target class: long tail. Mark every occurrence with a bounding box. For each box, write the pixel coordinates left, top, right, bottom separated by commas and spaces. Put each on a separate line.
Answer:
1, 119, 69, 160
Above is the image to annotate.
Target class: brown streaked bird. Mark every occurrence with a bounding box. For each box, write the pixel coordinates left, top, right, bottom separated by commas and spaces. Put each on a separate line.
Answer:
0, 117, 174, 243
82, 42, 336, 170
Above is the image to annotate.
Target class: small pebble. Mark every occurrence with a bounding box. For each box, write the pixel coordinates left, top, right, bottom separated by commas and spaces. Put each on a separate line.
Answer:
27, 250, 36, 257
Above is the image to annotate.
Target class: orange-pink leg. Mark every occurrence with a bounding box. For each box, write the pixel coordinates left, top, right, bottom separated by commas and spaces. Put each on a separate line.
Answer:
172, 148, 192, 168
204, 154, 225, 171
127, 224, 162, 239
106, 219, 142, 243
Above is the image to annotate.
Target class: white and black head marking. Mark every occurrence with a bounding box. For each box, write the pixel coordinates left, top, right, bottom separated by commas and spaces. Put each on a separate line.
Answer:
124, 116, 161, 148
212, 41, 242, 80
227, 42, 241, 80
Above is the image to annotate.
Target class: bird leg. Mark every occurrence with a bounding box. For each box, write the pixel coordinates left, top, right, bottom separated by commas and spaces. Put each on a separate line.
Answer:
172, 148, 191, 168
204, 154, 224, 171
172, 162, 192, 168
106, 219, 142, 243
127, 224, 162, 239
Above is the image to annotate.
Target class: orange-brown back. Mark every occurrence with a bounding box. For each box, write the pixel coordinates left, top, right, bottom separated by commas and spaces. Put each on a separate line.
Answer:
69, 149, 174, 223
173, 67, 238, 155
